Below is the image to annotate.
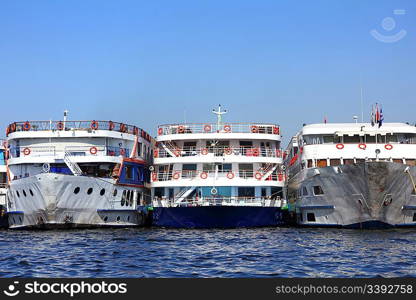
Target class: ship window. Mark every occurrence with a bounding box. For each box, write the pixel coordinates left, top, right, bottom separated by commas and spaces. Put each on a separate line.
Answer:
406, 160, 416, 167
376, 134, 385, 144
302, 187, 308, 196
113, 189, 118, 197
386, 133, 397, 143
365, 135, 376, 143
29, 189, 34, 196
23, 190, 27, 197
393, 159, 403, 164
116, 216, 120, 222
343, 159, 354, 165
307, 160, 313, 168
307, 213, 316, 222
313, 186, 324, 195
330, 159, 341, 166
87, 188, 93, 195
125, 166, 133, 180
16, 191, 20, 198
343, 135, 360, 143
218, 164, 232, 172
316, 159, 327, 168
323, 135, 334, 144
100, 189, 105, 196
103, 216, 108, 222
127, 216, 130, 222
203, 164, 214, 172
74, 187, 80, 194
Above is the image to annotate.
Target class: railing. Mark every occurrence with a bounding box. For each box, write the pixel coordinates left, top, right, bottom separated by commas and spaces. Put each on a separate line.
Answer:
6, 120, 151, 139
157, 123, 280, 136
154, 146, 283, 158
152, 196, 283, 207
8, 145, 131, 158
152, 170, 285, 182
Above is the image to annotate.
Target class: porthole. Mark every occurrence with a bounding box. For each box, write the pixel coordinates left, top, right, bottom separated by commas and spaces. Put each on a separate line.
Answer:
100, 189, 105, 196
127, 216, 130, 222
113, 189, 118, 197
116, 216, 121, 222
19, 216, 22, 222
121, 199, 125, 206
87, 188, 93, 195
29, 189, 34, 197
23, 190, 27, 197
307, 213, 316, 222
103, 216, 108, 222
16, 191, 20, 198
74, 187, 80, 194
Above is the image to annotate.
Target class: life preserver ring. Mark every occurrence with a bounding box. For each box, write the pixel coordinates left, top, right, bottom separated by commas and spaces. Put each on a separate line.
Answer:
6, 126, 10, 136
200, 172, 208, 179
91, 120, 99, 130
252, 148, 259, 156
119, 148, 126, 156
56, 121, 64, 131
203, 124, 212, 133
276, 149, 282, 157
23, 147, 31, 156
255, 172, 262, 180
133, 127, 139, 136
153, 149, 159, 158
273, 126, 280, 135
385, 144, 393, 150
178, 125, 185, 133
174, 149, 181, 157
172, 172, 181, 180
23, 121, 31, 131
358, 143, 367, 150
109, 121, 115, 130
278, 173, 283, 181
10, 123, 16, 132
158, 128, 163, 135
223, 125, 231, 132
336, 143, 344, 150
226, 171, 234, 179
90, 147, 98, 155
120, 123, 127, 133
224, 147, 232, 155
251, 125, 259, 133
201, 148, 209, 155
151, 173, 157, 181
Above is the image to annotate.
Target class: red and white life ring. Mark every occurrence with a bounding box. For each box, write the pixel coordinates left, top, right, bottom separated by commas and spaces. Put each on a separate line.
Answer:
90, 147, 98, 155
224, 147, 232, 155
255, 172, 262, 180
157, 128, 163, 135
201, 148, 209, 155
203, 124, 211, 133
23, 147, 31, 156
23, 121, 31, 131
336, 143, 344, 150
226, 171, 234, 179
200, 172, 208, 179
251, 125, 259, 133
273, 126, 280, 135
153, 149, 159, 158
358, 143, 367, 150
91, 120, 99, 130
223, 125, 231, 132
178, 125, 185, 133
252, 148, 259, 157
385, 144, 393, 150
172, 172, 181, 180
56, 121, 64, 131
151, 173, 157, 181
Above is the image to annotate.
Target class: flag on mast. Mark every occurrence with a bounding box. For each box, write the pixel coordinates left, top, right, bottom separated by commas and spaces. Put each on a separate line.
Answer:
378, 105, 384, 128
371, 104, 375, 126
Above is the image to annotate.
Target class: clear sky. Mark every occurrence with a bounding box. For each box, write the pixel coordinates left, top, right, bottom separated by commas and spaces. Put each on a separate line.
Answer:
0, 0, 415, 144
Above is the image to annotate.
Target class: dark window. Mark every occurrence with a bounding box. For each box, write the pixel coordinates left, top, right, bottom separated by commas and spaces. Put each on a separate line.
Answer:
16, 191, 20, 198
313, 186, 324, 195
238, 187, 255, 197
100, 189, 105, 196
413, 213, 416, 222
74, 187, 80, 194
103, 216, 108, 222
87, 188, 93, 195
116, 216, 121, 221
113, 189, 118, 197
23, 190, 27, 197
307, 213, 316, 222
125, 166, 133, 179
29, 189, 34, 196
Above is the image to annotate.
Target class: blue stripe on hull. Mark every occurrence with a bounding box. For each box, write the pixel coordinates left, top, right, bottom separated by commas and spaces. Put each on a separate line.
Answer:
152, 206, 286, 228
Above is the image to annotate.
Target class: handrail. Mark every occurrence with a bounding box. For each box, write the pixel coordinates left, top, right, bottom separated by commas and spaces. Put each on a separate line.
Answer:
157, 123, 280, 135
154, 146, 283, 158
152, 196, 283, 207
152, 170, 285, 181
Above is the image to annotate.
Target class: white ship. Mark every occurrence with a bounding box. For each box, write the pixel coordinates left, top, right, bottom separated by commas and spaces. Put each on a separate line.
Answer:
0, 140, 7, 227
150, 106, 288, 228
5, 112, 154, 229
285, 122, 416, 228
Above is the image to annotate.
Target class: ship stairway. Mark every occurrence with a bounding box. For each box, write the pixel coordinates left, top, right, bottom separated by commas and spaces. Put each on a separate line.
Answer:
161, 141, 179, 157
260, 163, 278, 180
174, 186, 196, 204
63, 151, 83, 176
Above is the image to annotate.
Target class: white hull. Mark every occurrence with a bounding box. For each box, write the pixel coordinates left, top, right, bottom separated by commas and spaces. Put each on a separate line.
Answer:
7, 173, 148, 229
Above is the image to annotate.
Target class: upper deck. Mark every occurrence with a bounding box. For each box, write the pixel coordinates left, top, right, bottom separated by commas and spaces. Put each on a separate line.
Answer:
157, 122, 281, 141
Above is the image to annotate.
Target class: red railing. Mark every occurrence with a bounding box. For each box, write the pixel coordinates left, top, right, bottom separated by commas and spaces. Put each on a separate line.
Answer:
154, 146, 283, 158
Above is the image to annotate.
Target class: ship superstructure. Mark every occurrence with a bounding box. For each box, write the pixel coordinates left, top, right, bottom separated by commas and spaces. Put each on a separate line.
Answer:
5, 115, 154, 228
285, 122, 416, 228
150, 106, 287, 228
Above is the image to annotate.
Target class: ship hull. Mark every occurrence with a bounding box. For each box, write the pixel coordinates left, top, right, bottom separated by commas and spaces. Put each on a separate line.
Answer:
152, 206, 287, 228
288, 162, 416, 228
7, 173, 149, 229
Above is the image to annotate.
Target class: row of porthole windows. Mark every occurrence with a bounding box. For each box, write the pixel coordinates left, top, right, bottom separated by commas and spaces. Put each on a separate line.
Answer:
73, 187, 106, 196
102, 215, 131, 222
121, 190, 134, 207
15, 189, 34, 198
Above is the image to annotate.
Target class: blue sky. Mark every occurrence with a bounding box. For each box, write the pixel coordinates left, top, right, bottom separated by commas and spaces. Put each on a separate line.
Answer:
0, 0, 415, 143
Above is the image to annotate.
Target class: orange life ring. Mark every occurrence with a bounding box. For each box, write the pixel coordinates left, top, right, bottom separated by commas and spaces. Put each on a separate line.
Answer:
91, 120, 99, 130
278, 173, 283, 181
273, 126, 280, 135
252, 148, 259, 156
151, 173, 157, 181
201, 148, 209, 155
90, 147, 98, 155
109, 121, 115, 130
226, 171, 234, 179
10, 123, 16, 132
336, 143, 344, 150
172, 172, 181, 180
385, 144, 393, 150
23, 121, 31, 131
120, 148, 126, 156
158, 128, 163, 135
251, 125, 259, 133
224, 147, 232, 155
200, 172, 208, 179
120, 123, 127, 133
56, 121, 64, 131
153, 149, 159, 158
203, 124, 211, 133
23, 147, 31, 156
358, 143, 367, 150
255, 172, 262, 180
174, 149, 181, 157
223, 125, 231, 132
178, 125, 185, 133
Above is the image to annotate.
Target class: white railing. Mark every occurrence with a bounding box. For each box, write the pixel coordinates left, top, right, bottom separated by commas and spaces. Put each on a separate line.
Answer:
154, 146, 283, 158
157, 122, 280, 136
152, 196, 283, 207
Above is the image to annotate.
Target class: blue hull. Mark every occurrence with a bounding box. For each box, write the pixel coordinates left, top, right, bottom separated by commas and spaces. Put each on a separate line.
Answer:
152, 206, 287, 228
